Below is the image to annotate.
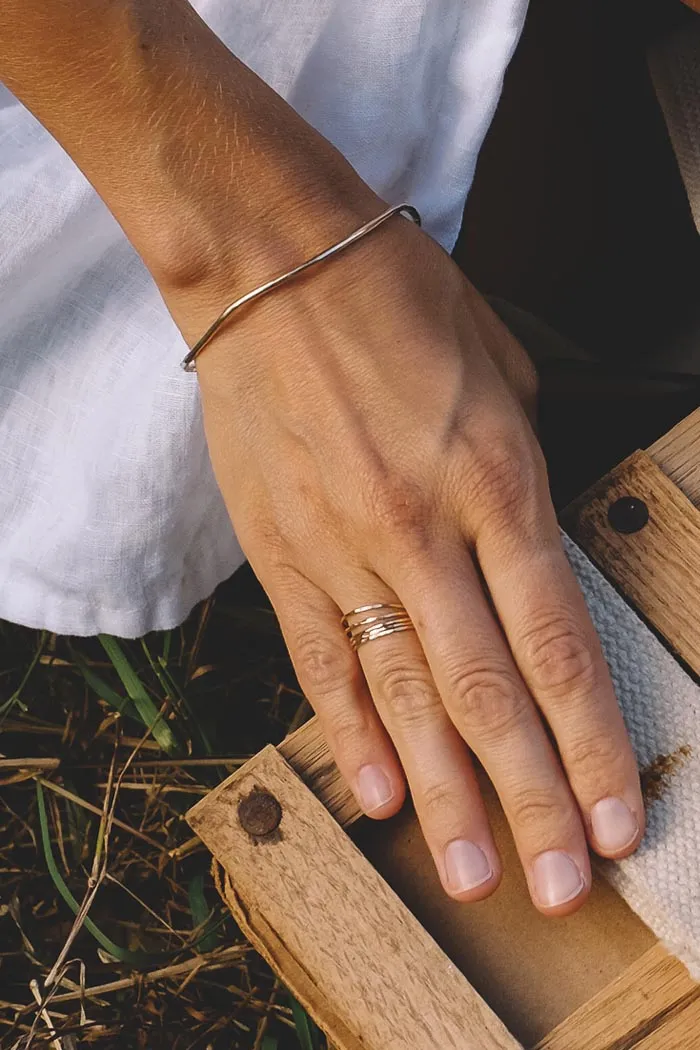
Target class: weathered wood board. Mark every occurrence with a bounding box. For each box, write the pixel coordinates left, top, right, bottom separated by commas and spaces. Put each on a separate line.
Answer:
188, 746, 520, 1050
563, 450, 700, 674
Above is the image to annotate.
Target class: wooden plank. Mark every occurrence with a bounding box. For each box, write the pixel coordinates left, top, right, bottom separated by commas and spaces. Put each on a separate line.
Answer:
537, 422, 700, 1048
187, 746, 521, 1050
632, 996, 700, 1049
648, 407, 700, 508
563, 450, 700, 674
278, 718, 360, 827
536, 943, 699, 1050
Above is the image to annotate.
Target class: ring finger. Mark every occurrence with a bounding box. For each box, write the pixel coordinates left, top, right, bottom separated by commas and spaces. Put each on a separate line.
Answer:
350, 599, 504, 901
268, 563, 501, 899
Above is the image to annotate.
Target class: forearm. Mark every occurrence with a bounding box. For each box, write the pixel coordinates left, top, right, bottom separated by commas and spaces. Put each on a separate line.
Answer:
0, 0, 379, 286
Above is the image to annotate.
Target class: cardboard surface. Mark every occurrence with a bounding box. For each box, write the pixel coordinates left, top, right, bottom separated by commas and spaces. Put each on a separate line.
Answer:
355, 770, 655, 1048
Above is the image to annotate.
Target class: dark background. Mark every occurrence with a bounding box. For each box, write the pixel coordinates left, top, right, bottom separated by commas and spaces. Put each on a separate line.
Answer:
456, 0, 700, 506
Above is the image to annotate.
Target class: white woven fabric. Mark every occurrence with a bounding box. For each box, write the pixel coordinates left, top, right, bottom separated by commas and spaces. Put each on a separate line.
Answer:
0, 0, 528, 636
565, 534, 700, 978
650, 19, 700, 236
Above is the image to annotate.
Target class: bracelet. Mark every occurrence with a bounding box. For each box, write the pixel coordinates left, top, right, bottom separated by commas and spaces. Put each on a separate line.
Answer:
181, 202, 421, 372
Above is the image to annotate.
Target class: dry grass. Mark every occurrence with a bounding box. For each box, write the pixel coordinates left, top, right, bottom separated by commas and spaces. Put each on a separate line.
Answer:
0, 567, 324, 1050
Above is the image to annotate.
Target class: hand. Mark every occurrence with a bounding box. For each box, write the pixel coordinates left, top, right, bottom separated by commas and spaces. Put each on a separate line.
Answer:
0, 0, 642, 914
170, 208, 644, 917
4, 0, 643, 915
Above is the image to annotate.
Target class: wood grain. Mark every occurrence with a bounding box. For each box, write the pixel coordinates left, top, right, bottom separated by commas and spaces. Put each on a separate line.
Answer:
563, 450, 700, 674
278, 718, 359, 827
648, 407, 700, 509
632, 996, 700, 1049
188, 746, 521, 1050
536, 943, 699, 1050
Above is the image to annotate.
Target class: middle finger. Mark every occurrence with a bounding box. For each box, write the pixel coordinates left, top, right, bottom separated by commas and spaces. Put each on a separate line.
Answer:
339, 583, 502, 902
383, 544, 592, 915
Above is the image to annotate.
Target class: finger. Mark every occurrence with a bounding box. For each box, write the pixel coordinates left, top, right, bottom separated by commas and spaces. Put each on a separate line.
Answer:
384, 545, 592, 916
476, 517, 645, 860
263, 566, 406, 820
347, 600, 503, 902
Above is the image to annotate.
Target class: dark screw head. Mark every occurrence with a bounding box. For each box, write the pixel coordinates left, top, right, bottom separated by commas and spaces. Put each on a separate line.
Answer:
238, 788, 282, 838
607, 496, 649, 534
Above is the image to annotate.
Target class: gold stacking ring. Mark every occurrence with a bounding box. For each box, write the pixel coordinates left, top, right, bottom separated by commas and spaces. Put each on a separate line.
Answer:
341, 603, 415, 651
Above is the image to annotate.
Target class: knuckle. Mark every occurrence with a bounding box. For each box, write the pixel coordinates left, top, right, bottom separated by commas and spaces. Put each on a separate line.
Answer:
421, 780, 461, 824
509, 785, 571, 836
523, 616, 598, 699
449, 665, 529, 739
365, 477, 432, 548
294, 633, 356, 698
326, 710, 373, 757
520, 357, 540, 402
464, 429, 537, 525
237, 515, 286, 564
567, 732, 626, 782
379, 663, 441, 727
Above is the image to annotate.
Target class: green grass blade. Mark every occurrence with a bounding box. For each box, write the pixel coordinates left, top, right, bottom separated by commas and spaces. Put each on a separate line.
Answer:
36, 782, 149, 966
69, 645, 134, 716
261, 1036, 279, 1050
289, 996, 317, 1050
188, 874, 219, 953
99, 635, 180, 755
60, 779, 91, 867
151, 649, 216, 756
151, 652, 225, 781
0, 630, 46, 720
141, 639, 215, 760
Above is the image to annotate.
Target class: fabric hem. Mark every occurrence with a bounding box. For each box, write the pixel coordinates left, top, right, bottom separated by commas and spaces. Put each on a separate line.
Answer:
0, 550, 246, 638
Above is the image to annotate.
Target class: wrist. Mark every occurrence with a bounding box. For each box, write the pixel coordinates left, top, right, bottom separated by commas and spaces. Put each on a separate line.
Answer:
147, 125, 388, 354
179, 195, 427, 388
147, 152, 384, 305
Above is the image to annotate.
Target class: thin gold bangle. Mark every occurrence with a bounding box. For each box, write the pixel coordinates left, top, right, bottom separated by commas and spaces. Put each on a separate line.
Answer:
181, 202, 421, 372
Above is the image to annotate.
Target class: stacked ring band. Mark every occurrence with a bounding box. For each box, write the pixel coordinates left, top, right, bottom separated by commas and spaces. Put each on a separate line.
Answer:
341, 603, 415, 650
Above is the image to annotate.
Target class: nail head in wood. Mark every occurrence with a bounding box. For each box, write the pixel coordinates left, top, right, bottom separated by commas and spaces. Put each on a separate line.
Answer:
607, 496, 649, 534
238, 788, 283, 838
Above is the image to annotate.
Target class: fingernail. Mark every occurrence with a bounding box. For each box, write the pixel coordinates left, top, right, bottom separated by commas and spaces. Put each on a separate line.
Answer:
444, 839, 493, 894
532, 850, 585, 908
591, 797, 639, 852
356, 765, 394, 813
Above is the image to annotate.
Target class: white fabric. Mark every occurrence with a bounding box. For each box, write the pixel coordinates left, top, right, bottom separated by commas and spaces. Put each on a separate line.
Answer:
0, 0, 528, 636
565, 535, 700, 979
